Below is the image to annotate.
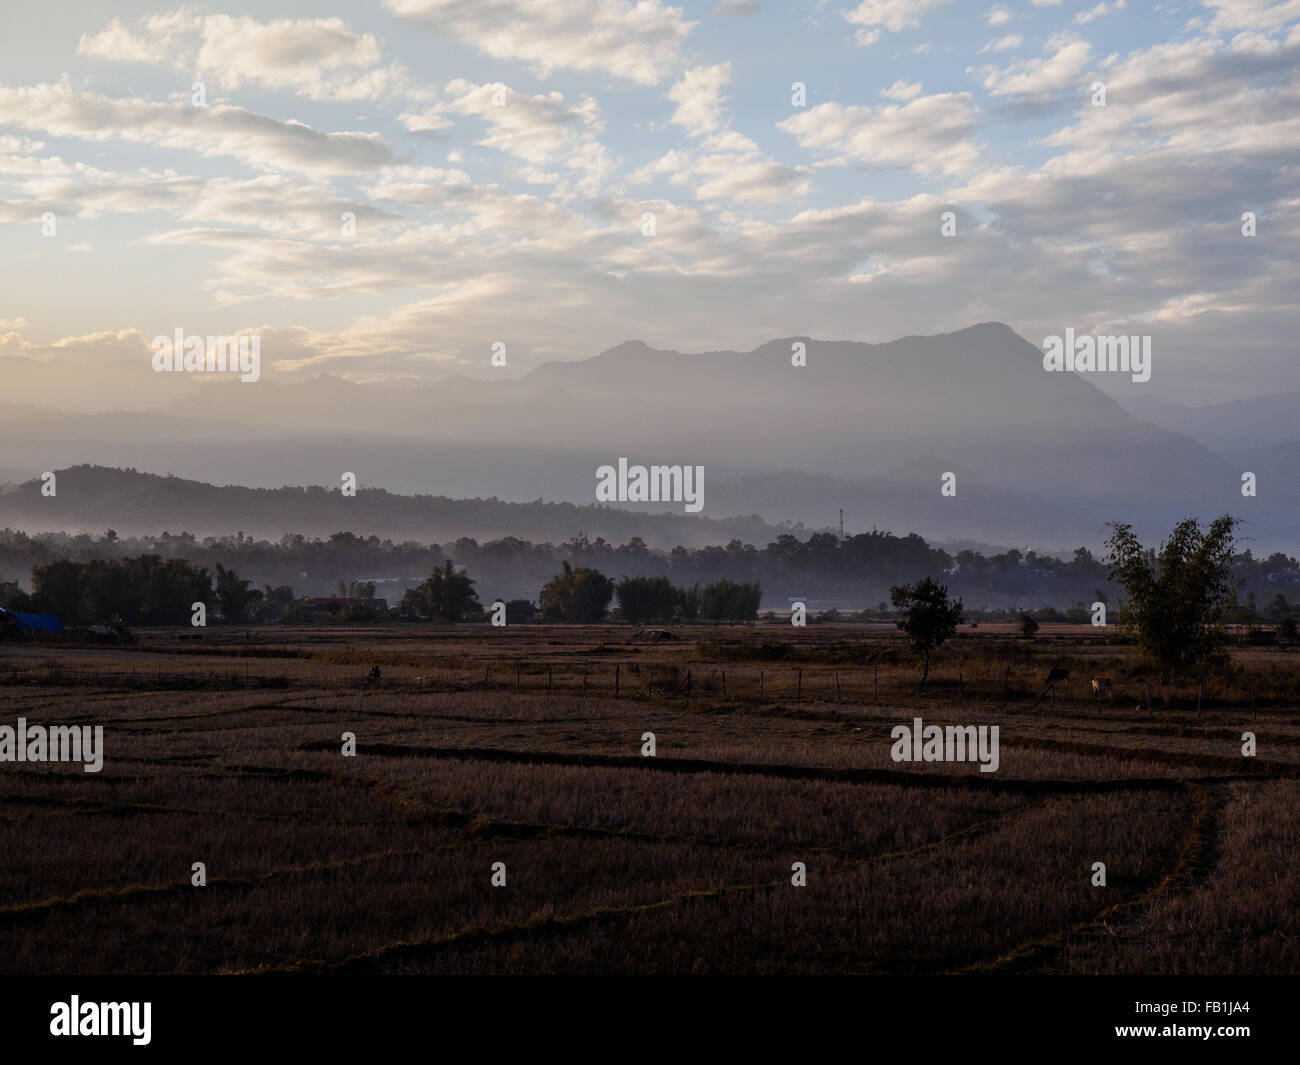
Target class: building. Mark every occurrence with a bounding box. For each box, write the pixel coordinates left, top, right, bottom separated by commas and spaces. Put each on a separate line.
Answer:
0, 606, 64, 634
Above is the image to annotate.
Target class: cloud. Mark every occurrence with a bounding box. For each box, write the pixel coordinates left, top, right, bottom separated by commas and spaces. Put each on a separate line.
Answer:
881, 79, 924, 100
987, 7, 1012, 26
843, 0, 950, 44
0, 83, 394, 175
778, 92, 980, 174
1201, 0, 1300, 32
385, 0, 695, 85
1074, 1, 1127, 24
667, 64, 731, 136
79, 12, 426, 102
412, 80, 613, 197
977, 35, 1093, 100
980, 34, 1024, 53
632, 130, 809, 203
77, 11, 195, 63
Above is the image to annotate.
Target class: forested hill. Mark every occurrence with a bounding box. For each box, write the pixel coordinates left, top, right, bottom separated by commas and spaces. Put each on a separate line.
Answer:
0, 465, 802, 549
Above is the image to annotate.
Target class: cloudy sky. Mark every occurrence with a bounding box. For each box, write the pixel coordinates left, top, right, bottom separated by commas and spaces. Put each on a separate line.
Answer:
1, 0, 1296, 403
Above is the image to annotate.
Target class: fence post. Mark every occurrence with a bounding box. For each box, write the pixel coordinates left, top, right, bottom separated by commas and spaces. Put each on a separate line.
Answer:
548, 666, 553, 692
873, 661, 879, 705
515, 663, 520, 691
615, 663, 620, 697
1144, 681, 1151, 716
648, 669, 653, 697
686, 669, 691, 695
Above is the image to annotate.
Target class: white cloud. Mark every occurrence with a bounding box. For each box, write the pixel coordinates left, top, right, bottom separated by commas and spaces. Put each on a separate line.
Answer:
0, 83, 394, 175
881, 79, 924, 100
77, 11, 195, 63
79, 12, 427, 102
978, 36, 1093, 99
778, 93, 980, 174
385, 0, 695, 85
416, 80, 613, 197
980, 34, 1024, 53
632, 130, 809, 204
667, 64, 731, 136
987, 7, 1012, 26
843, 0, 950, 44
1075, 1, 1127, 24
1201, 0, 1300, 32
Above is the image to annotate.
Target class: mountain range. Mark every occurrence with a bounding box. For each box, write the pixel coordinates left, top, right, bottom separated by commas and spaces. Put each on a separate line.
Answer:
1, 323, 1293, 553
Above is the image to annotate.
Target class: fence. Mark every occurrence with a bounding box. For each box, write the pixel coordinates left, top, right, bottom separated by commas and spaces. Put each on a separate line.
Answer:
0, 660, 1280, 716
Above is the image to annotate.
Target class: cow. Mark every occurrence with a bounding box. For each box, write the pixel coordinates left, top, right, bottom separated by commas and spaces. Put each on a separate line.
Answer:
1032, 666, 1070, 710
1091, 676, 1113, 700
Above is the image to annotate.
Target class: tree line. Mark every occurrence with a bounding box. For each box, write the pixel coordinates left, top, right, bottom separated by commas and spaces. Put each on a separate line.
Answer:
2, 516, 1295, 622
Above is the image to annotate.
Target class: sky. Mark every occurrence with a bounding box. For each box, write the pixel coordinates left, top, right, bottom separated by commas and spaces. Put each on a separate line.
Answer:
1, 0, 1297, 403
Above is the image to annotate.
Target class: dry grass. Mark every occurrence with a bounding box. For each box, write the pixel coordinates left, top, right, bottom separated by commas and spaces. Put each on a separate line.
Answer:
1, 622, 1297, 973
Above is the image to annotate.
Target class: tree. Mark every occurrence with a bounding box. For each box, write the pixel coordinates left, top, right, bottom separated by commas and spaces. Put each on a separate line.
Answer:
1019, 611, 1039, 639
698, 578, 762, 621
1104, 516, 1239, 681
400, 561, 481, 622
616, 576, 678, 623
215, 563, 259, 622
889, 577, 964, 688
539, 561, 613, 622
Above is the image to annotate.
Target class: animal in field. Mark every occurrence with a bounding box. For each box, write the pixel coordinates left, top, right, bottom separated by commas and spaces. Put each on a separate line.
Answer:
1091, 676, 1113, 699
1032, 666, 1071, 709
365, 665, 382, 685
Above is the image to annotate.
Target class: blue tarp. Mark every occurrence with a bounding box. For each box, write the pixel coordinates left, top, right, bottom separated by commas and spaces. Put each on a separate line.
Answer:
0, 607, 63, 632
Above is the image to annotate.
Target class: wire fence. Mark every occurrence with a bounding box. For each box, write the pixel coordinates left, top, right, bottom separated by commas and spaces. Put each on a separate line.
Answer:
0, 660, 1280, 715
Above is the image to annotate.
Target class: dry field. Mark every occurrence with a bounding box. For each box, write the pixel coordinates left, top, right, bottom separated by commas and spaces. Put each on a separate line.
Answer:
2, 622, 1297, 975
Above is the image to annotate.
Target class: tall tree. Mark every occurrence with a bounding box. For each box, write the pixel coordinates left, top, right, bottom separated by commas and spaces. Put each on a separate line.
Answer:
890, 576, 964, 688
1105, 516, 1239, 680
539, 561, 613, 622
400, 560, 481, 622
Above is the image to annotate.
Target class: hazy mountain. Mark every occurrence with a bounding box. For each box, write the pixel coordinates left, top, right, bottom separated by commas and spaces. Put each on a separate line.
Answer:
1119, 392, 1300, 452
2, 323, 1291, 551
0, 465, 804, 549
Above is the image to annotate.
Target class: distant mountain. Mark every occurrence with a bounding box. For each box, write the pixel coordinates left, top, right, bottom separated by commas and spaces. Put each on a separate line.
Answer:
0, 465, 804, 549
1, 324, 1291, 551
1119, 392, 1300, 452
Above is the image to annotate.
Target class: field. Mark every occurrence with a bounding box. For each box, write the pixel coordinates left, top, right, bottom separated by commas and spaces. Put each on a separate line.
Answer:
2, 622, 1298, 975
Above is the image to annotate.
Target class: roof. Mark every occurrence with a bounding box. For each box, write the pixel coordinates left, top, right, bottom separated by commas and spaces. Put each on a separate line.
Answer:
0, 606, 64, 632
